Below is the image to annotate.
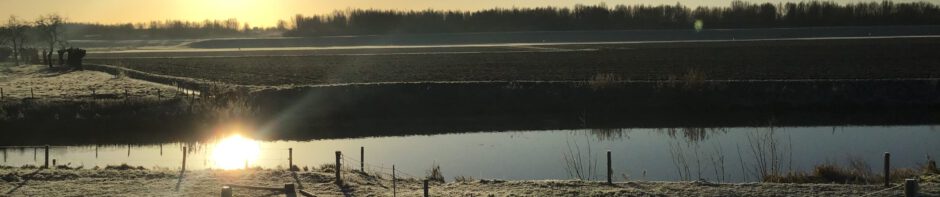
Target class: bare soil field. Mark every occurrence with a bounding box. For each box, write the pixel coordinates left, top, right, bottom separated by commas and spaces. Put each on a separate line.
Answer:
185, 25, 940, 49
87, 37, 940, 86
1, 167, 937, 196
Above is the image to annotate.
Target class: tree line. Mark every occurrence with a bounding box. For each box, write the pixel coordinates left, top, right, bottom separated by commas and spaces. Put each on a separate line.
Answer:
285, 1, 940, 36
61, 19, 282, 40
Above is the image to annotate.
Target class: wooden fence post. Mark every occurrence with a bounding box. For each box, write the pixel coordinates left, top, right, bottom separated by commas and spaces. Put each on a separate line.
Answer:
424, 179, 429, 197
284, 183, 297, 197
95, 145, 98, 158
182, 147, 188, 172
360, 146, 364, 172
905, 179, 919, 197
31, 87, 34, 99
289, 148, 293, 171
393, 165, 397, 197
52, 159, 56, 167
1, 87, 4, 99
44, 145, 49, 168
607, 150, 612, 184
884, 152, 891, 187
221, 186, 232, 197
335, 151, 342, 183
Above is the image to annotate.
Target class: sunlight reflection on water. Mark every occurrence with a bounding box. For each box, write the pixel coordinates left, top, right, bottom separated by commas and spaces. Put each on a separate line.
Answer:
210, 134, 260, 170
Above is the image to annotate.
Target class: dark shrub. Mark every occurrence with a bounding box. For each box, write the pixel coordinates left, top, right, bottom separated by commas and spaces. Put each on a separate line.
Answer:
0, 47, 12, 62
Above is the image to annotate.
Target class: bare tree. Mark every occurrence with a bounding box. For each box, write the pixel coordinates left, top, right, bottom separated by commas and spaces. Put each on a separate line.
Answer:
0, 27, 8, 46
36, 14, 66, 68
6, 16, 30, 66
0, 27, 11, 62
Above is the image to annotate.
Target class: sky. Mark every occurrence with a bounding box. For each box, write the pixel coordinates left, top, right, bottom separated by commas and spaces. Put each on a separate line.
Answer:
1, 0, 938, 27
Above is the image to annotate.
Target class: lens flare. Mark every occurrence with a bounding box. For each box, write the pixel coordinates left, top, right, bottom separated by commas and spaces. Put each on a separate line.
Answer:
211, 134, 260, 170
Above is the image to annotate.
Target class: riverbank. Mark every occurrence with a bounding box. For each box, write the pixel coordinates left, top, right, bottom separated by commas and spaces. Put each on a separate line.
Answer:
0, 167, 937, 196
4, 62, 940, 145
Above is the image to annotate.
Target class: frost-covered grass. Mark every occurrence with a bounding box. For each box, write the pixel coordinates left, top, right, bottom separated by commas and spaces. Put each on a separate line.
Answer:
1, 165, 937, 196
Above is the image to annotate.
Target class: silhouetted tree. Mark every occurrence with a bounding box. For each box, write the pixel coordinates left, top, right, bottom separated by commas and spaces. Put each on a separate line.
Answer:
6, 16, 30, 65
36, 14, 66, 68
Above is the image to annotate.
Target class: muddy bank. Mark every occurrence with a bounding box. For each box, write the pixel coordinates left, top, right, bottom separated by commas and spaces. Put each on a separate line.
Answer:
249, 80, 940, 139
4, 76, 940, 144
1, 167, 937, 196
5, 63, 940, 144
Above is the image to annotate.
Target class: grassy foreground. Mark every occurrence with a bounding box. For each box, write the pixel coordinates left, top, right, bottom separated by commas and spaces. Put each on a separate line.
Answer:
1, 166, 937, 196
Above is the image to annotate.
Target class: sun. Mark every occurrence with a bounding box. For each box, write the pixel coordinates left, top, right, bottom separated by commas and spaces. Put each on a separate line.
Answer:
211, 134, 261, 170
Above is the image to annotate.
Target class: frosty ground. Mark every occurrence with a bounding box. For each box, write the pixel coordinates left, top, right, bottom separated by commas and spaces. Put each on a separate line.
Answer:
1, 167, 937, 196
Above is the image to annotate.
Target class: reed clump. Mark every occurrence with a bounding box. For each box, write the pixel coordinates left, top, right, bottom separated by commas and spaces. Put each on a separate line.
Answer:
765, 160, 928, 184
426, 163, 445, 183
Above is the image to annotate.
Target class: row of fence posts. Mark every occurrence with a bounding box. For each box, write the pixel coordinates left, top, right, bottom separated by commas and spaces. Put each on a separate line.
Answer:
329, 147, 425, 197
3, 145, 921, 196
0, 87, 170, 101
0, 87, 33, 99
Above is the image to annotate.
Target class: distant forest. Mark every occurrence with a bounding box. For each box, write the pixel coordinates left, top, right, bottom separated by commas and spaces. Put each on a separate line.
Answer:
62, 19, 281, 40
286, 1, 940, 36
6, 0, 940, 40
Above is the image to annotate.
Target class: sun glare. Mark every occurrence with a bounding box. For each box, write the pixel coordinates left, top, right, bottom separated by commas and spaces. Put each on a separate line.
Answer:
211, 134, 261, 170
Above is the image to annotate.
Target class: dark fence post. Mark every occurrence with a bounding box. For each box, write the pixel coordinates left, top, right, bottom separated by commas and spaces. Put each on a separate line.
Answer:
221, 186, 232, 197
284, 183, 297, 197
360, 146, 365, 172
905, 179, 919, 197
335, 151, 342, 184
182, 147, 188, 172
885, 152, 891, 187
1, 87, 4, 99
289, 148, 293, 171
44, 145, 49, 168
30, 87, 34, 99
424, 179, 429, 197
607, 150, 612, 184
393, 165, 397, 197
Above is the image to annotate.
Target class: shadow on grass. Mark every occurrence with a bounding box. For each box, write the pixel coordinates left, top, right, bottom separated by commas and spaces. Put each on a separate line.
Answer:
4, 168, 43, 195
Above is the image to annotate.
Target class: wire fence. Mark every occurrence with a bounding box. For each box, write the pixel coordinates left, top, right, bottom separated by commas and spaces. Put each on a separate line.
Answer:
0, 86, 182, 102
340, 154, 423, 180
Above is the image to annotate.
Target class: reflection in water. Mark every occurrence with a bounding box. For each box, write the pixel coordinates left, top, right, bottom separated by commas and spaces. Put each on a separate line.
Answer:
210, 134, 260, 170
0, 126, 937, 182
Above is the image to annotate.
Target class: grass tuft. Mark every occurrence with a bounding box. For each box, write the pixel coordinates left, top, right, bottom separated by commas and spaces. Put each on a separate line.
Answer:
426, 163, 445, 183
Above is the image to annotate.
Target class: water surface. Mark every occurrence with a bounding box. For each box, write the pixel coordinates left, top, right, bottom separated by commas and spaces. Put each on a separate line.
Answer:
2, 125, 937, 182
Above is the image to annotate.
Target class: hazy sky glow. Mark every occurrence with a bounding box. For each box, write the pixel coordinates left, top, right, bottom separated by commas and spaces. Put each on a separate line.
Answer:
1, 0, 937, 27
